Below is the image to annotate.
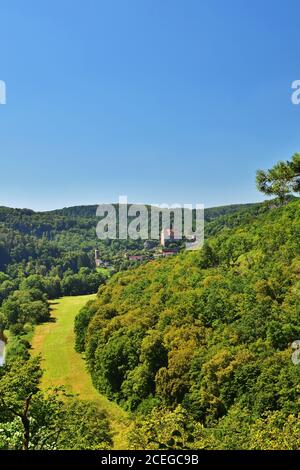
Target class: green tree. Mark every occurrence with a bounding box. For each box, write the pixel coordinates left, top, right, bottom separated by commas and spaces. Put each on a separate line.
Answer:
256, 153, 300, 203
128, 405, 205, 450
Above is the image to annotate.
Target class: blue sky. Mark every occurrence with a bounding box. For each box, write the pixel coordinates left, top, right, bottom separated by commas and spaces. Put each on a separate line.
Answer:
1, 0, 300, 210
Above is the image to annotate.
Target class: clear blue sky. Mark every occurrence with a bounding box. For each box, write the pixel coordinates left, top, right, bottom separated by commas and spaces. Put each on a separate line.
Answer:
1, 0, 300, 211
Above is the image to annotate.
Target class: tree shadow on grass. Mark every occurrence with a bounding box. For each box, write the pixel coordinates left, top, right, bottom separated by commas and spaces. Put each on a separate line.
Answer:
41, 316, 57, 324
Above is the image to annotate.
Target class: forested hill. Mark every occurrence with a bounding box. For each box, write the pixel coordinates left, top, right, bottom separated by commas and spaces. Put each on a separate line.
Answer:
0, 204, 146, 274
0, 200, 262, 223
75, 198, 300, 449
48, 201, 262, 221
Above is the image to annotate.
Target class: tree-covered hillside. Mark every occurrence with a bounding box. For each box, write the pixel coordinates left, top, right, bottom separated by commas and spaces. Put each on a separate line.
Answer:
75, 199, 300, 449
2, 196, 299, 449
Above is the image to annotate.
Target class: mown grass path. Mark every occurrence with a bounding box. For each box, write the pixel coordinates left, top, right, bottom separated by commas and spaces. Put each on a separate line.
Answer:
31, 295, 130, 449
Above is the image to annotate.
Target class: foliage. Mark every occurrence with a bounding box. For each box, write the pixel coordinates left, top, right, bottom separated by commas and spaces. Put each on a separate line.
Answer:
256, 153, 300, 202
128, 405, 206, 450
2, 193, 300, 449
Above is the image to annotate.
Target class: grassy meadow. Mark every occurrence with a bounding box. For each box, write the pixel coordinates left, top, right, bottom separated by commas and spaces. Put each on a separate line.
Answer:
31, 295, 130, 449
